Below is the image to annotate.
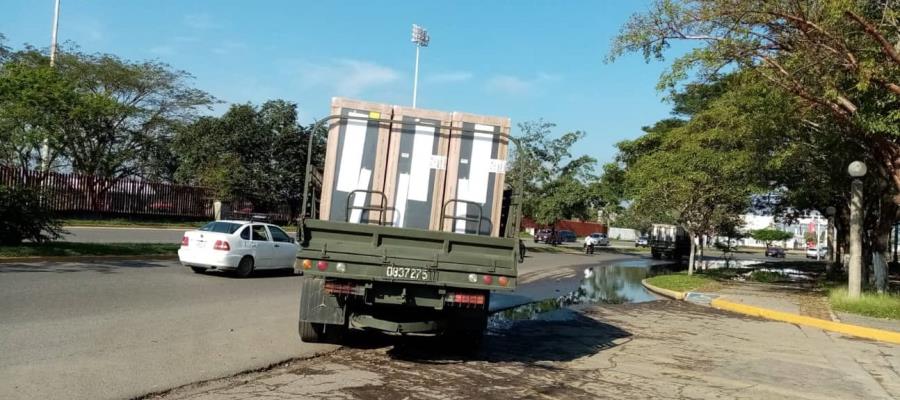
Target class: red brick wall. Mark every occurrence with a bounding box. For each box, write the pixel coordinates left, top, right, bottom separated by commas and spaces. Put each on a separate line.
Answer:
522, 218, 608, 237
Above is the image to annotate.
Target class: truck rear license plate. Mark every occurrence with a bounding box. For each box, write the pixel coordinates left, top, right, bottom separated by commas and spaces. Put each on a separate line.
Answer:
385, 266, 432, 281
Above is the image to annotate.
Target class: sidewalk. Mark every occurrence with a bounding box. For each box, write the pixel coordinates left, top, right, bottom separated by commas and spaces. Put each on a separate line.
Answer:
708, 281, 900, 333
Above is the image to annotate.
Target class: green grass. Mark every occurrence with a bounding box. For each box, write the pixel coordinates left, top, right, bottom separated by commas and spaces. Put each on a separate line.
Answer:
62, 218, 205, 229
0, 242, 179, 258
645, 272, 717, 292
828, 287, 900, 320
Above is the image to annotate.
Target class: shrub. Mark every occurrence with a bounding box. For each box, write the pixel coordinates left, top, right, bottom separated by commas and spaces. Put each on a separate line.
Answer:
0, 185, 64, 245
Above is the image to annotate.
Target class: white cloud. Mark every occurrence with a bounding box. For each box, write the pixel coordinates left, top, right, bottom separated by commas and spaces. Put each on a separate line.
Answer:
486, 75, 532, 95
212, 40, 246, 55
427, 71, 473, 84
184, 13, 217, 30
149, 45, 175, 56
485, 72, 562, 95
295, 59, 401, 97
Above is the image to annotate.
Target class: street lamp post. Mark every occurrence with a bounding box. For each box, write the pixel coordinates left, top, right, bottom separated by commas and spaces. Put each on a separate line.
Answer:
41, 0, 62, 172
410, 24, 429, 108
826, 206, 836, 269
847, 161, 867, 299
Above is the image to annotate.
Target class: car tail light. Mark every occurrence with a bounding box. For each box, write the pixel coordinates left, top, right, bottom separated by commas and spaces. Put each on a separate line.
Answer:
302, 259, 312, 270
483, 275, 493, 285
213, 240, 230, 251
498, 276, 509, 287
181, 236, 189, 247
317, 261, 328, 271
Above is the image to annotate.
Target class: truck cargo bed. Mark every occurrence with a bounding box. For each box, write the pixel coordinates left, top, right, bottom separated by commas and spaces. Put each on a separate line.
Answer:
297, 219, 518, 291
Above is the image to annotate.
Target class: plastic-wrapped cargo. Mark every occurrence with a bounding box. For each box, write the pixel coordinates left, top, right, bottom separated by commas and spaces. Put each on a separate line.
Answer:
382, 106, 452, 230
319, 98, 509, 237
442, 112, 510, 236
319, 98, 392, 224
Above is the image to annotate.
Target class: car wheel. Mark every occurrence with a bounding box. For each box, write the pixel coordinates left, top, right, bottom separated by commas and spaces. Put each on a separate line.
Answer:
190, 266, 207, 274
235, 256, 254, 278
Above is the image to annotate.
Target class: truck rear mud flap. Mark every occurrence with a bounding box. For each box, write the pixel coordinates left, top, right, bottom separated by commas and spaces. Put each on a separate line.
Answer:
299, 277, 346, 325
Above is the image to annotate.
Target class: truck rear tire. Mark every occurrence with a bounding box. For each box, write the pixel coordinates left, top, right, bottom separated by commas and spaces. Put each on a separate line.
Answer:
299, 321, 324, 343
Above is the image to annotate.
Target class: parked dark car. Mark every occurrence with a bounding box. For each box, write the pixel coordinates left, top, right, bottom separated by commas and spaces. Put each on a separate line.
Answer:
558, 230, 577, 243
534, 229, 553, 243
765, 246, 786, 258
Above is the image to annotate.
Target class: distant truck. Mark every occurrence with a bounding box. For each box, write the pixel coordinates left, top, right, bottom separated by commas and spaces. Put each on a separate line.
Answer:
294, 104, 520, 347
649, 223, 691, 260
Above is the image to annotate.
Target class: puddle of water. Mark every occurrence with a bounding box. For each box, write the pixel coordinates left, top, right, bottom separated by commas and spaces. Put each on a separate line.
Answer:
489, 260, 674, 327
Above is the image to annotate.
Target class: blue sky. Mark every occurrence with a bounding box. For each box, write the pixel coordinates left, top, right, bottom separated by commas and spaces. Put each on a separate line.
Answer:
1, 0, 683, 165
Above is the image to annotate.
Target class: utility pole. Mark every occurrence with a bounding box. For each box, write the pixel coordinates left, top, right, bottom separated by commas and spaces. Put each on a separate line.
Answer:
410, 24, 429, 108
41, 0, 61, 172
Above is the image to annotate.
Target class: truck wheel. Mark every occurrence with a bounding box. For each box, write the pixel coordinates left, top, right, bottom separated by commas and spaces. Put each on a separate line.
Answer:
235, 256, 254, 278
299, 321, 324, 343
190, 266, 206, 274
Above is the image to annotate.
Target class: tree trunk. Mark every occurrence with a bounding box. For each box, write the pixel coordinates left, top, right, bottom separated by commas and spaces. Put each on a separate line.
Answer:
687, 232, 696, 276
699, 235, 705, 270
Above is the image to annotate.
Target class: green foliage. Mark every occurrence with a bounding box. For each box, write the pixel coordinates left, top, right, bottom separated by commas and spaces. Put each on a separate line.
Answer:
645, 273, 716, 292
0, 185, 64, 245
173, 100, 323, 213
509, 120, 597, 226
750, 229, 794, 247
0, 43, 213, 180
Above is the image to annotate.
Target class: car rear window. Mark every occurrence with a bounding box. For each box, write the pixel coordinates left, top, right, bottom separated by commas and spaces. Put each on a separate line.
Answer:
199, 222, 242, 234
591, 234, 601, 238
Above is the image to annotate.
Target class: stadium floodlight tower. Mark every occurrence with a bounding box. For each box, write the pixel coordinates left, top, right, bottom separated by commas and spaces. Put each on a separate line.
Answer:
411, 24, 430, 108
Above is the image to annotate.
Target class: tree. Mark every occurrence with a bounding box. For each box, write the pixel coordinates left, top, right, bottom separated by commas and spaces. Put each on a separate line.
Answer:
173, 100, 322, 217
0, 185, 63, 245
608, 0, 900, 291
509, 120, 597, 226
751, 228, 794, 249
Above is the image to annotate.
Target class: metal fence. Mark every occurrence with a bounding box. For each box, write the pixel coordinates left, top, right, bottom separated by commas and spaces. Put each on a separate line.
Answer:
0, 165, 215, 220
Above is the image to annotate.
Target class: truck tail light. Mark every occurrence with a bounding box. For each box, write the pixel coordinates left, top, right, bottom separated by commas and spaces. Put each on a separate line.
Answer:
445, 292, 486, 308
181, 236, 189, 247
213, 240, 230, 251
317, 261, 328, 271
324, 281, 363, 296
498, 276, 509, 287
302, 259, 312, 270
483, 275, 493, 285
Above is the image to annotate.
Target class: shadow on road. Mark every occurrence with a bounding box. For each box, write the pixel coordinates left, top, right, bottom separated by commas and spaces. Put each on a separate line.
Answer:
336, 309, 632, 365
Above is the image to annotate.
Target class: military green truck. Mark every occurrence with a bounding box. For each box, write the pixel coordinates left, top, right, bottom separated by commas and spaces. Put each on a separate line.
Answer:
293, 114, 521, 346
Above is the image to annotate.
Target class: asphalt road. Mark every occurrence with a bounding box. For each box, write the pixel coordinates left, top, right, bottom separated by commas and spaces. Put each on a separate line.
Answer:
0, 250, 638, 400
61, 226, 189, 243
0, 261, 334, 400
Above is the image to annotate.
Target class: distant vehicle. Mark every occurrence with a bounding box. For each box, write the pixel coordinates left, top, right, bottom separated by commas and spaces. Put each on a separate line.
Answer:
806, 247, 827, 259
649, 224, 691, 260
765, 246, 786, 258
534, 229, 559, 244
634, 235, 649, 247
584, 232, 609, 247
178, 220, 299, 277
558, 230, 577, 243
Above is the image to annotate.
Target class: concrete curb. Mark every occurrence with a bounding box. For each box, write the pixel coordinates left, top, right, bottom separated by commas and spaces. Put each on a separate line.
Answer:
0, 254, 178, 264
641, 279, 686, 300
710, 297, 900, 345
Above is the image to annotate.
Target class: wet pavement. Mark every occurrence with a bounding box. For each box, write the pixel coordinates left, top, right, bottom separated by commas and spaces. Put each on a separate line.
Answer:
149, 300, 900, 400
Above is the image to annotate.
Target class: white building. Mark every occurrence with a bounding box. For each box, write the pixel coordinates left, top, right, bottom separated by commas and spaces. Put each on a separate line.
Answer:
737, 213, 830, 249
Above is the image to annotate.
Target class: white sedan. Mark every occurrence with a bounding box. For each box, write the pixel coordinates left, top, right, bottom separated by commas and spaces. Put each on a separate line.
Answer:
178, 220, 299, 277
584, 232, 610, 247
